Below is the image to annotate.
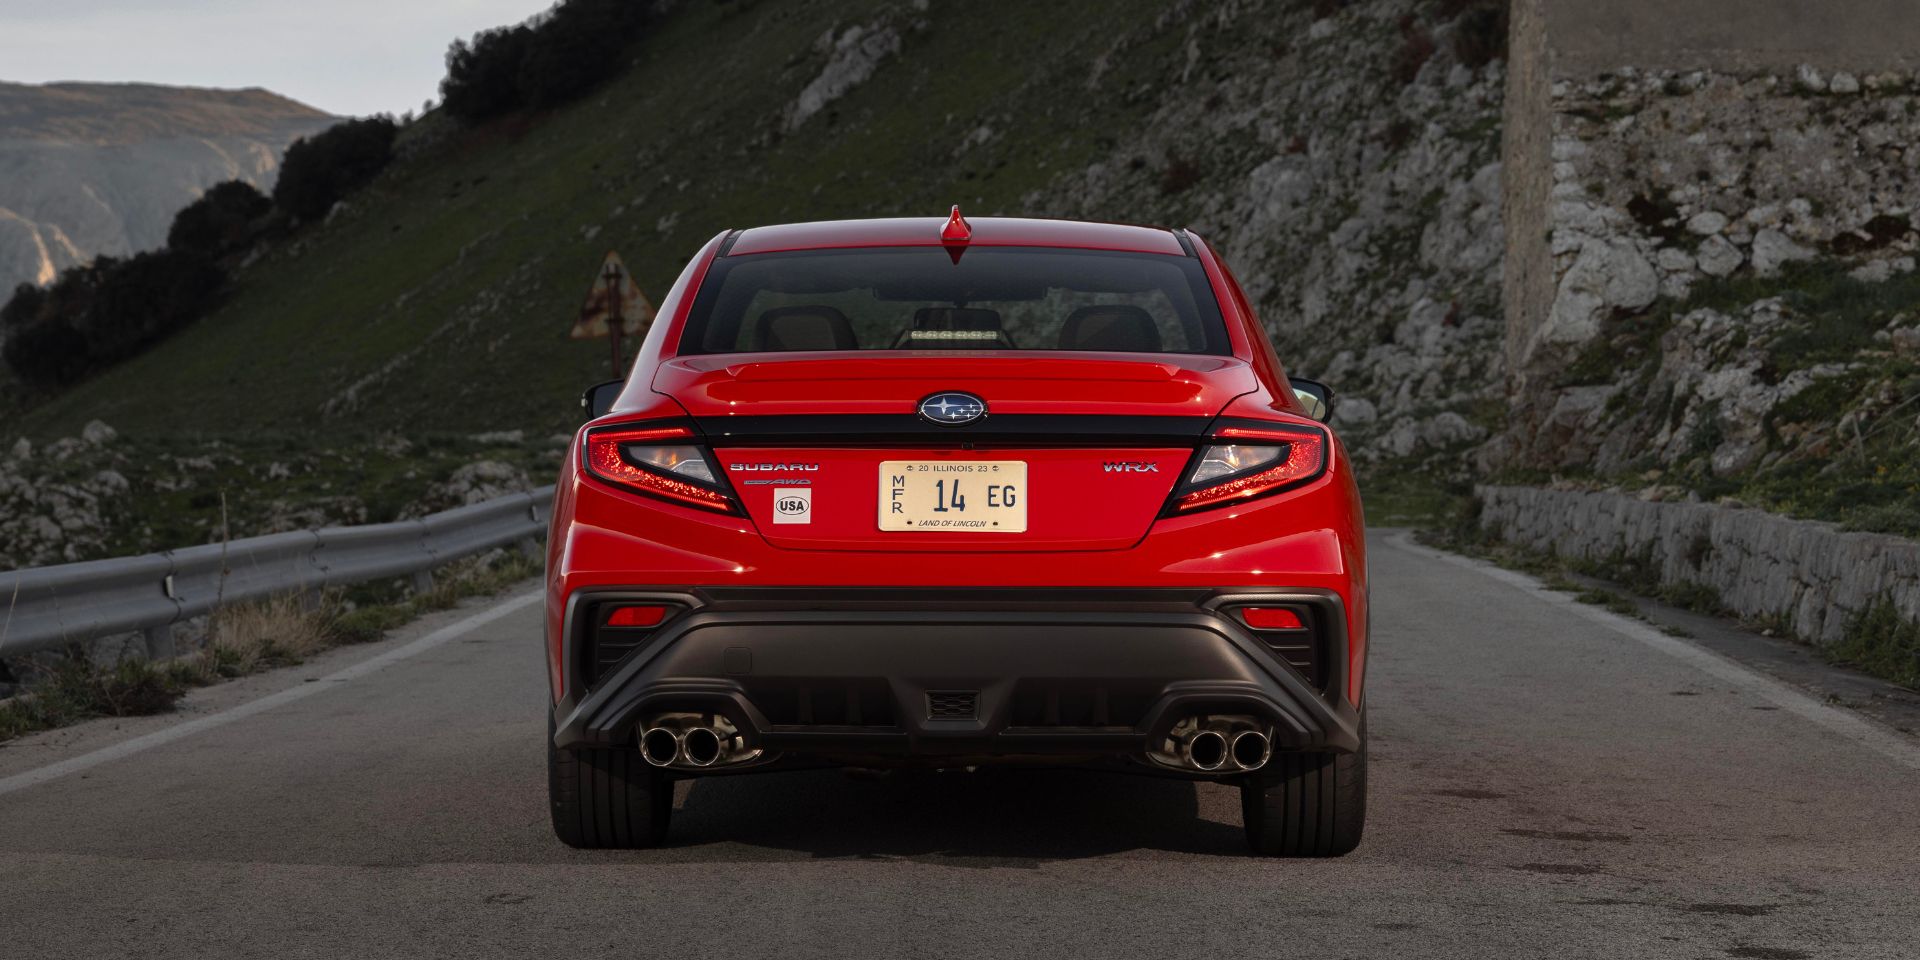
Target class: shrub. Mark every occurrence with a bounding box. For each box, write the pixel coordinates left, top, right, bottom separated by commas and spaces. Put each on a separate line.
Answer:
272, 117, 400, 222
1452, 3, 1510, 70
1392, 20, 1437, 86
167, 179, 271, 258
0, 250, 223, 388
439, 0, 654, 124
442, 25, 536, 122
1, 309, 90, 389
77, 249, 225, 365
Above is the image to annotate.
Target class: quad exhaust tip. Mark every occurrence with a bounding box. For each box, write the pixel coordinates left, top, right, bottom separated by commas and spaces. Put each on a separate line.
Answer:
1151, 715, 1274, 774
636, 713, 763, 769
682, 727, 723, 767
1186, 730, 1229, 771
640, 727, 680, 767
1231, 729, 1271, 771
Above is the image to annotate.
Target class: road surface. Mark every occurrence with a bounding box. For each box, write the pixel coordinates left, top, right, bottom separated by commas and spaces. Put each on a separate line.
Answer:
1, 534, 1916, 959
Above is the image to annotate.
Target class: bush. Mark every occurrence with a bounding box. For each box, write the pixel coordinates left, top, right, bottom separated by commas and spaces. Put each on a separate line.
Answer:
0, 250, 223, 389
272, 117, 400, 222
78, 249, 225, 364
439, 0, 654, 124
167, 179, 271, 258
442, 25, 536, 122
1452, 3, 1510, 70
1, 308, 90, 389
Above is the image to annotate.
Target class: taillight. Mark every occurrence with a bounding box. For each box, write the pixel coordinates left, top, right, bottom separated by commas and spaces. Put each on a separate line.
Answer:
582, 423, 739, 514
1170, 422, 1327, 512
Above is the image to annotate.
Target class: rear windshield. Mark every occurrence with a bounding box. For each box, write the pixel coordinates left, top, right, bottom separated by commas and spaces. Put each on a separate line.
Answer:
678, 247, 1230, 355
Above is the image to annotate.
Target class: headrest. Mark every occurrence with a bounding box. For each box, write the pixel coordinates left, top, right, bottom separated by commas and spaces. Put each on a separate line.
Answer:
1058, 304, 1162, 352
752, 305, 857, 351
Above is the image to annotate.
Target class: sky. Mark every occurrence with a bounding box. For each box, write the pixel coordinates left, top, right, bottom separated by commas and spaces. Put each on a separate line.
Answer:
0, 0, 551, 117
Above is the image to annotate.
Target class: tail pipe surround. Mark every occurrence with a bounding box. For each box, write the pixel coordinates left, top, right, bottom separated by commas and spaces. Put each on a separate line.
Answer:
1149, 715, 1274, 774
635, 712, 762, 770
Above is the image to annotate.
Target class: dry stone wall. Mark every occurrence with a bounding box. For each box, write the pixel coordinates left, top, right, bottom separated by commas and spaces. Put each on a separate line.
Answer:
1477, 484, 1920, 647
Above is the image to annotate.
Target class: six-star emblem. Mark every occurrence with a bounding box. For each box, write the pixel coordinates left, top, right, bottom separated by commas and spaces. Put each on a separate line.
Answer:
918, 392, 987, 425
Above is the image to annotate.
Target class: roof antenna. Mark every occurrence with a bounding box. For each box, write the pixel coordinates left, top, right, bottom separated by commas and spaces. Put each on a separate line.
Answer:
941, 205, 971, 243
941, 205, 971, 263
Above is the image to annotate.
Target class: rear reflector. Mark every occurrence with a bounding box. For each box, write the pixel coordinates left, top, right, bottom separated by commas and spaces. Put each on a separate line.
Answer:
1240, 606, 1306, 631
604, 605, 668, 628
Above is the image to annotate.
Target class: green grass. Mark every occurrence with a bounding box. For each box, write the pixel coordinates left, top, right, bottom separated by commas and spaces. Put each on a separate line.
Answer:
1827, 599, 1920, 689
0, 0, 1213, 443
1358, 469, 1475, 528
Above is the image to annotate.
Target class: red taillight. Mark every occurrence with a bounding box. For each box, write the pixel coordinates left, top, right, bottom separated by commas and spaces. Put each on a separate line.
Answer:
1172, 424, 1327, 512
603, 604, 668, 628
582, 424, 738, 514
1240, 606, 1306, 631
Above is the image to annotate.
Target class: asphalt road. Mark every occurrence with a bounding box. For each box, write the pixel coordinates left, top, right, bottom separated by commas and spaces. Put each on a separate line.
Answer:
2, 534, 1917, 959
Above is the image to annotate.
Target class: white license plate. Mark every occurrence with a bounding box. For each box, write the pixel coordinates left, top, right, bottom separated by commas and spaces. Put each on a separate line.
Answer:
878, 461, 1027, 532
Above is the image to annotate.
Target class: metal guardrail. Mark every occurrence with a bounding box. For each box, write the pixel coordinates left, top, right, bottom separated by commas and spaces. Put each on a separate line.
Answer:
0, 486, 554, 659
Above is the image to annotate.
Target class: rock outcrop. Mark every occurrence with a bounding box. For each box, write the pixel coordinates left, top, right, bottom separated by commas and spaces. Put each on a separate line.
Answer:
1036, 0, 1509, 471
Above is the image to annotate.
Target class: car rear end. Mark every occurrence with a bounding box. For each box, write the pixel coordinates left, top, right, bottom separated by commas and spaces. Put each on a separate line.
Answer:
545, 215, 1368, 855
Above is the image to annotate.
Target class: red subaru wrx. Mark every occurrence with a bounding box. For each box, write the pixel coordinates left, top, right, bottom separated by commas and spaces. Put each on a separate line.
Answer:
545, 211, 1368, 856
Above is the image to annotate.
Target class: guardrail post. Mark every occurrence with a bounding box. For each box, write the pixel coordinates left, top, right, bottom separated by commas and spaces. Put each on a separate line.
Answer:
411, 570, 436, 594
143, 624, 175, 660
514, 536, 540, 558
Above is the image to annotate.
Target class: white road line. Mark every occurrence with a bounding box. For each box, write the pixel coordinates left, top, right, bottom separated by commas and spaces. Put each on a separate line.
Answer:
0, 590, 541, 798
1390, 532, 1920, 771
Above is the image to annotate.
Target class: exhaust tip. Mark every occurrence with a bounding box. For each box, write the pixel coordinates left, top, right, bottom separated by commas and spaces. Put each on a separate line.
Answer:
640, 727, 680, 767
1230, 730, 1270, 771
1187, 730, 1228, 771
682, 726, 723, 767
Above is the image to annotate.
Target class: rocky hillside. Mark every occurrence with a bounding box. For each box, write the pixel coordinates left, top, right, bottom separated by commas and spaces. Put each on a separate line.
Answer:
1500, 64, 1920, 536
0, 0, 1507, 562
4, 2, 1506, 448
0, 82, 335, 292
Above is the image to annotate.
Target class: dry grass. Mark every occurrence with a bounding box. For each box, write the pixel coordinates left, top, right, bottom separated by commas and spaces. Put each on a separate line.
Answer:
0, 547, 541, 743
190, 594, 337, 682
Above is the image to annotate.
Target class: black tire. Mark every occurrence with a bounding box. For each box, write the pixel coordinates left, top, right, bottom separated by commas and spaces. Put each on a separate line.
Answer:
1240, 718, 1366, 857
548, 719, 673, 849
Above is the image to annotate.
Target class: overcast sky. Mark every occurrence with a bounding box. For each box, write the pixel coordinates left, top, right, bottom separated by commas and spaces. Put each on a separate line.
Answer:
0, 0, 550, 117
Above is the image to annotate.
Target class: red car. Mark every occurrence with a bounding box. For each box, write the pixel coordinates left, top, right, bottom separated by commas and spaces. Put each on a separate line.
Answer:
545, 210, 1368, 856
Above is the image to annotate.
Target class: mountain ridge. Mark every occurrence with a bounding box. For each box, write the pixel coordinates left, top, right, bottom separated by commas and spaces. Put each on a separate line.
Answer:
0, 80, 336, 290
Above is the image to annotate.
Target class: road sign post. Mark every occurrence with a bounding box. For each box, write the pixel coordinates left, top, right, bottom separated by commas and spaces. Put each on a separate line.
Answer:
570, 251, 655, 379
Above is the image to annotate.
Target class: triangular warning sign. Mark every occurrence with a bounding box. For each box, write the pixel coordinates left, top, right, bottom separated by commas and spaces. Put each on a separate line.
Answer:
570, 251, 655, 340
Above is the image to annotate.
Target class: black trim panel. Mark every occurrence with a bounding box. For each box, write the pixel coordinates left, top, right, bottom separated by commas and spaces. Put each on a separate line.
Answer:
695, 413, 1213, 447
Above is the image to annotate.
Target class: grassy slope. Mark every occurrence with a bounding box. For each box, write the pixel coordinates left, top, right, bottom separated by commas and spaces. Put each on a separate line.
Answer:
8, 0, 1189, 443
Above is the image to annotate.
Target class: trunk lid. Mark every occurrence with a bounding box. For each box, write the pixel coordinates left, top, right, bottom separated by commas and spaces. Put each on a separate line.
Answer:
656, 354, 1255, 552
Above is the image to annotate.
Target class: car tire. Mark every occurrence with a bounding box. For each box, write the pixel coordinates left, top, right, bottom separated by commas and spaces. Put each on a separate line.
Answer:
548, 719, 673, 849
1240, 717, 1366, 857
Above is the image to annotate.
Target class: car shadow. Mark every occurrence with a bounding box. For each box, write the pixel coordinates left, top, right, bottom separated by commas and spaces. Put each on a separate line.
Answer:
668, 766, 1247, 865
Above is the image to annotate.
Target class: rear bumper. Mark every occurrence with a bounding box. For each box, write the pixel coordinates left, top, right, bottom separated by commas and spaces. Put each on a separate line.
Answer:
550, 588, 1363, 769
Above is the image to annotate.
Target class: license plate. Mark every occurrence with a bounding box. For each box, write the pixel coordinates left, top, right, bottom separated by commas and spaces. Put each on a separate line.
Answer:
878, 461, 1027, 532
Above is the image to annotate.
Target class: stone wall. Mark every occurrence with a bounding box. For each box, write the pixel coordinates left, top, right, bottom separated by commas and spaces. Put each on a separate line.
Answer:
1476, 484, 1920, 646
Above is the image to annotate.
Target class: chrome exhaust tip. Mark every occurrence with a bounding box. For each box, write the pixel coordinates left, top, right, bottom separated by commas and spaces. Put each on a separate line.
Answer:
1230, 729, 1271, 771
682, 726, 723, 767
1186, 729, 1229, 771
639, 727, 680, 767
